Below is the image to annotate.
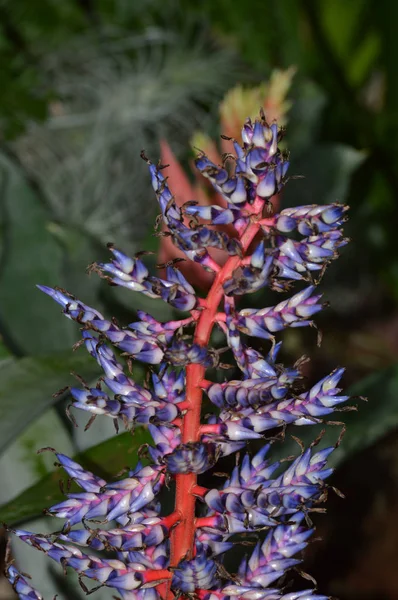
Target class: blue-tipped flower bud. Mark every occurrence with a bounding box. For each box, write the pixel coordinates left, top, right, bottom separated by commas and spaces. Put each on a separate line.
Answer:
164, 442, 218, 474
172, 551, 219, 593
6, 565, 43, 600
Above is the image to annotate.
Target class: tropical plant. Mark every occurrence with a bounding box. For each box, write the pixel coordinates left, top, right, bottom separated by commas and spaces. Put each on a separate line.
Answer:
5, 110, 351, 600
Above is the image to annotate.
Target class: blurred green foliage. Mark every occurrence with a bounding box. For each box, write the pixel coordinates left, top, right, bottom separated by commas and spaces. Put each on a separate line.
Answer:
0, 4, 398, 595
0, 351, 100, 453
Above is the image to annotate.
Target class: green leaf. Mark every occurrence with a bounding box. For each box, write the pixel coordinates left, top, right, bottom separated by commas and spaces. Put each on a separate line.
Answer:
0, 407, 79, 600
0, 409, 76, 501
111, 286, 176, 322
0, 350, 100, 455
334, 366, 398, 463
269, 365, 398, 468
0, 339, 11, 361
320, 0, 365, 59
288, 80, 327, 151
373, 0, 398, 138
0, 429, 151, 526
347, 33, 380, 87
283, 143, 366, 208
48, 223, 106, 307
0, 154, 76, 355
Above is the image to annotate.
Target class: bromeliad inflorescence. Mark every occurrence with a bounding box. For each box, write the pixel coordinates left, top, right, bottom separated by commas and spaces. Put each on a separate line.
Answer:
6, 111, 350, 600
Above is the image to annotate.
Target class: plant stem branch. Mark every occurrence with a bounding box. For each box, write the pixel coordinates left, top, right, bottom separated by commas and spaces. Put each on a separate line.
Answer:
167, 219, 261, 599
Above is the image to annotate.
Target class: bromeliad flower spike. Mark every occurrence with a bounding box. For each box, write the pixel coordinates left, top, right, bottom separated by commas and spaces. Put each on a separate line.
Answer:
6, 112, 350, 600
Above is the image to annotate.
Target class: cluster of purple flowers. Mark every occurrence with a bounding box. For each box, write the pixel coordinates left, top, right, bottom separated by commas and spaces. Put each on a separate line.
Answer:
6, 111, 350, 600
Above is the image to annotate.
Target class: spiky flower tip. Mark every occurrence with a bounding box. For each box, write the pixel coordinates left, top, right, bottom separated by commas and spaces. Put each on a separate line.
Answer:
6, 112, 350, 600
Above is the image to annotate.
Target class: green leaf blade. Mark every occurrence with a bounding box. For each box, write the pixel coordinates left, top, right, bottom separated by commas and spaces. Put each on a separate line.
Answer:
0, 154, 76, 355
0, 351, 100, 454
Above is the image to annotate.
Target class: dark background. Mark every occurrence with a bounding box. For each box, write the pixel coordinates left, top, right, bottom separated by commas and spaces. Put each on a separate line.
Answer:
0, 1, 397, 598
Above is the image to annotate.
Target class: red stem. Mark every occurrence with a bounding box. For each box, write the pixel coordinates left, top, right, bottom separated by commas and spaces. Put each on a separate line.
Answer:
195, 516, 218, 528
191, 485, 209, 498
142, 569, 172, 585
199, 424, 221, 435
161, 511, 182, 529
165, 218, 262, 599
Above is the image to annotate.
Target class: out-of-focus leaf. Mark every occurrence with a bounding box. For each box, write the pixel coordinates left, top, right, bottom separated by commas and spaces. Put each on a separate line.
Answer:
347, 33, 380, 87
50, 223, 109, 311
48, 223, 106, 306
287, 81, 327, 152
320, 1, 365, 59
111, 286, 176, 322
47, 567, 86, 600
283, 144, 365, 208
269, 365, 398, 468
0, 154, 76, 355
333, 366, 398, 463
0, 429, 151, 526
0, 339, 11, 360
0, 351, 100, 454
0, 404, 78, 600
373, 0, 398, 149
268, 0, 302, 66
